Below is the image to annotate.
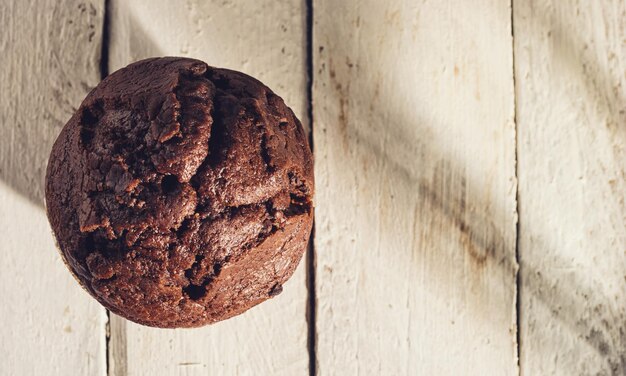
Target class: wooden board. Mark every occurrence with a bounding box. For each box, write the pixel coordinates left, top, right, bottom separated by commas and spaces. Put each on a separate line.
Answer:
514, 1, 626, 374
4, 0, 626, 373
0, 1, 107, 375
313, 0, 519, 374
106, 1, 309, 375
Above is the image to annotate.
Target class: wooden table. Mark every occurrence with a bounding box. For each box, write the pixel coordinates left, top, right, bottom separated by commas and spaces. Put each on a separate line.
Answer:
1, 1, 624, 375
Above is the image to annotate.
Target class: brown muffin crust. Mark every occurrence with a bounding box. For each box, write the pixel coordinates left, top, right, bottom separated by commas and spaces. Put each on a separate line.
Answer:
45, 57, 313, 328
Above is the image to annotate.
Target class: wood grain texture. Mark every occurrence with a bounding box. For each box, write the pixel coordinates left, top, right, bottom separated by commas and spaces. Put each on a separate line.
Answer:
0, 1, 107, 375
313, 0, 518, 374
106, 1, 309, 375
514, 1, 626, 374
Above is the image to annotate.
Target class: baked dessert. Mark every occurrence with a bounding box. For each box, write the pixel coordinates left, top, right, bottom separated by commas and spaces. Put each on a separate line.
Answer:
45, 57, 313, 328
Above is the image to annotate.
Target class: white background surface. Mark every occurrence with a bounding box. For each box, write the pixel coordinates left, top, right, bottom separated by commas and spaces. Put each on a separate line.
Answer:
0, 1, 624, 375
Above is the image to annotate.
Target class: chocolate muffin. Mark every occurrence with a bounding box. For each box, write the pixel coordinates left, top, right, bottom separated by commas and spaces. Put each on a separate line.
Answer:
45, 57, 314, 328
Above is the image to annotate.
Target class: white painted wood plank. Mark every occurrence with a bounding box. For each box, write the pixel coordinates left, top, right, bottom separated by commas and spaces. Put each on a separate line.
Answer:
0, 1, 107, 375
313, 1, 518, 374
514, 1, 626, 374
107, 1, 309, 375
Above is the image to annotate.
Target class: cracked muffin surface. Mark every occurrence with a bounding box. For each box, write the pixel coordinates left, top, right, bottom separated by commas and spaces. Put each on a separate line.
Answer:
45, 57, 314, 328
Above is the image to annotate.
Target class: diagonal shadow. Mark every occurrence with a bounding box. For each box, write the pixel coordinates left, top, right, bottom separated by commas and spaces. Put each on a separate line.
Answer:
0, 1, 105, 206
538, 1, 626, 135
2, 0, 624, 373
518, 0, 626, 217
514, 2, 626, 373
345, 105, 626, 371
314, 2, 625, 373
0, 5, 161, 374
0, 2, 163, 208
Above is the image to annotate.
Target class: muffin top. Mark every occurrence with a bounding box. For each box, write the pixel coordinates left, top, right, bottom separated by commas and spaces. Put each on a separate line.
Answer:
45, 57, 313, 328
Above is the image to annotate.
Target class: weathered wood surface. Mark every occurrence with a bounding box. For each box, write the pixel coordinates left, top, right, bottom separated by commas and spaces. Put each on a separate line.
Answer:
3, 0, 626, 374
0, 1, 107, 375
313, 0, 518, 374
514, 1, 626, 374
107, 1, 309, 375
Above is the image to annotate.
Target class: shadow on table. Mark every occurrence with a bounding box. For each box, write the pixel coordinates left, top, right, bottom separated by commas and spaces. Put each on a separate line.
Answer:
315, 1, 625, 371
315, 5, 626, 372
0, 5, 161, 374
339, 103, 625, 370
0, 5, 161, 209
1, 0, 624, 372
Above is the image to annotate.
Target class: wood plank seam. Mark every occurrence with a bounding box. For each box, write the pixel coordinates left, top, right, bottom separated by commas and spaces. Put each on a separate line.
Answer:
1, 1, 108, 374
305, 1, 317, 376
99, 1, 115, 375
510, 0, 522, 375
100, 0, 111, 79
